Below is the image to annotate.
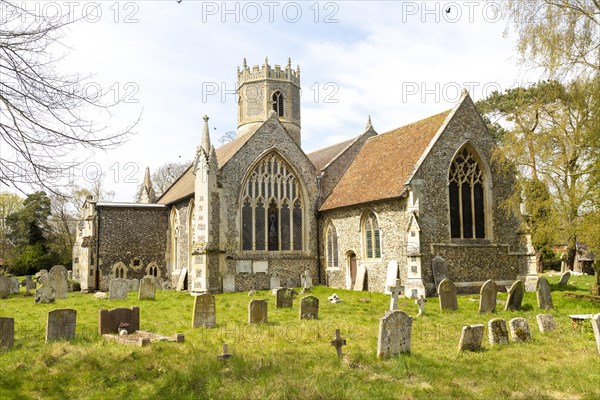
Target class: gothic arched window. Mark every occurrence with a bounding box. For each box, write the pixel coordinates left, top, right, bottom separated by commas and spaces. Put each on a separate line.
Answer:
272, 91, 284, 117
363, 210, 381, 259
325, 221, 339, 269
170, 208, 180, 269
448, 147, 486, 239
113, 262, 127, 279
241, 153, 305, 252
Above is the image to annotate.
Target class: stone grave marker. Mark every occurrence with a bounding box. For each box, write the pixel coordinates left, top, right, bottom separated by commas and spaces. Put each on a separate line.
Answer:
431, 256, 448, 293
248, 299, 267, 324
9, 277, 19, 294
126, 279, 140, 293
487, 318, 509, 346
46, 309, 77, 342
25, 276, 36, 292
192, 293, 216, 328
509, 317, 531, 342
377, 310, 412, 358
287, 277, 300, 288
592, 313, 600, 355
36, 269, 49, 284
35, 285, 55, 304
0, 317, 14, 350
270, 275, 280, 290
49, 265, 68, 299
0, 276, 11, 299
276, 287, 294, 308
109, 278, 128, 300
536, 314, 557, 333
504, 280, 525, 311
98, 306, 140, 335
415, 295, 426, 315
558, 271, 571, 286
176, 268, 188, 291
353, 264, 366, 291
138, 276, 157, 300
438, 278, 458, 311
458, 324, 484, 352
385, 260, 399, 294
300, 270, 312, 289
389, 279, 403, 311
479, 279, 497, 313
331, 329, 346, 358
299, 296, 319, 320
536, 276, 553, 310
223, 273, 235, 293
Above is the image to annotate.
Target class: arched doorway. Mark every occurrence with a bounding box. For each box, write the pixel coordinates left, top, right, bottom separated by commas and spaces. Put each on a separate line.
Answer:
347, 251, 357, 289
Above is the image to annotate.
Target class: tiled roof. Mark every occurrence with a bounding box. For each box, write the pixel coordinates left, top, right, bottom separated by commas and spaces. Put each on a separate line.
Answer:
319, 110, 452, 211
307, 136, 358, 170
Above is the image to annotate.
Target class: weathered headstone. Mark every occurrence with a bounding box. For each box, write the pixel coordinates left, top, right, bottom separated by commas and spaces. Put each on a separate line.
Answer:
300, 270, 312, 289
385, 260, 399, 294
353, 264, 366, 291
431, 255, 448, 292
248, 299, 267, 324
591, 313, 600, 355
126, 279, 140, 293
504, 280, 525, 311
176, 268, 188, 291
389, 279, 403, 311
48, 265, 68, 299
415, 295, 426, 315
287, 277, 300, 288
487, 318, 509, 346
9, 277, 19, 294
0, 276, 11, 299
109, 278, 128, 300
35, 285, 55, 303
523, 275, 539, 292
98, 306, 140, 335
36, 269, 49, 284
270, 275, 280, 290
536, 276, 553, 310
25, 276, 36, 292
223, 273, 235, 293
479, 279, 497, 313
0, 317, 14, 350
192, 293, 216, 328
536, 314, 557, 333
377, 310, 412, 358
276, 287, 294, 308
438, 278, 458, 311
458, 324, 484, 352
299, 296, 319, 320
46, 309, 76, 342
558, 271, 571, 286
138, 276, 157, 300
509, 317, 531, 342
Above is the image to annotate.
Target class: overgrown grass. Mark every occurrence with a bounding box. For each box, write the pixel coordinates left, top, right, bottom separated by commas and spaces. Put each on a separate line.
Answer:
1, 274, 599, 399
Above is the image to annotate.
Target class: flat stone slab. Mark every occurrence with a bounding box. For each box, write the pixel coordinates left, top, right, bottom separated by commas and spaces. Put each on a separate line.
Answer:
102, 330, 184, 347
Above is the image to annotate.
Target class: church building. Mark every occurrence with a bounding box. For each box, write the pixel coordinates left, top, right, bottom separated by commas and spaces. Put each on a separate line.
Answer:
72, 58, 535, 296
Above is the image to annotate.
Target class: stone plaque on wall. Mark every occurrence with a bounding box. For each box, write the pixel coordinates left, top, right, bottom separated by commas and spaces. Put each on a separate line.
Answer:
253, 261, 268, 273
236, 260, 252, 273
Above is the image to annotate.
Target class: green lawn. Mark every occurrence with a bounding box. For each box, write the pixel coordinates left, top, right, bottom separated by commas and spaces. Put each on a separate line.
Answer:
1, 274, 599, 400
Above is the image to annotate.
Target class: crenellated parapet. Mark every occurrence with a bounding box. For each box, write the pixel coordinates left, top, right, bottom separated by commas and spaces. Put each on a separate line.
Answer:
237, 57, 300, 87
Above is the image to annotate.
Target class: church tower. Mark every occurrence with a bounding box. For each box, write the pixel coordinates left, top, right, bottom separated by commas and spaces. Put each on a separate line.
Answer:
237, 57, 301, 146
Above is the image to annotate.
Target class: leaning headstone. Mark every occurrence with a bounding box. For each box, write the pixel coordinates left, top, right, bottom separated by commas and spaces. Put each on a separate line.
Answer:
385, 260, 399, 294
48, 265, 68, 299
98, 306, 140, 335
487, 318, 509, 346
438, 278, 458, 311
509, 317, 531, 342
591, 313, 600, 355
176, 268, 188, 291
431, 256, 448, 292
0, 276, 11, 299
536, 276, 553, 310
536, 314, 557, 334
479, 279, 497, 313
223, 273, 235, 293
9, 277, 19, 294
299, 296, 319, 320
270, 275, 280, 290
248, 299, 267, 324
109, 278, 128, 300
377, 310, 412, 358
353, 264, 366, 291
138, 276, 157, 300
558, 271, 571, 286
0, 317, 15, 350
458, 324, 484, 352
192, 293, 216, 328
504, 280, 525, 311
36, 269, 49, 284
35, 285, 55, 304
46, 309, 76, 342
276, 287, 294, 308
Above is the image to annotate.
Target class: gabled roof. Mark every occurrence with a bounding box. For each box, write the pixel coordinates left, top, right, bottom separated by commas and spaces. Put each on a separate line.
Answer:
307, 136, 359, 171
319, 109, 452, 211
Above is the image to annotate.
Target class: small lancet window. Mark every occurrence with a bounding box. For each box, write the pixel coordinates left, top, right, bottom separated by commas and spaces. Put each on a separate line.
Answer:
272, 91, 284, 117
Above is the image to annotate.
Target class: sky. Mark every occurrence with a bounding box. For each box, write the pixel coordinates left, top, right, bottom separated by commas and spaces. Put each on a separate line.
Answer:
2, 1, 541, 201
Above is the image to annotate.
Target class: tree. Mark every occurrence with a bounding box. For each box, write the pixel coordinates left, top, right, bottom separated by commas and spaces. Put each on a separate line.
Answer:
0, 1, 137, 192
0, 191, 22, 263
134, 161, 190, 201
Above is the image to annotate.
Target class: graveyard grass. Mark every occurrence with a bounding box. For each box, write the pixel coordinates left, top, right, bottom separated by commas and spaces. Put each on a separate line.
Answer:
1, 275, 599, 400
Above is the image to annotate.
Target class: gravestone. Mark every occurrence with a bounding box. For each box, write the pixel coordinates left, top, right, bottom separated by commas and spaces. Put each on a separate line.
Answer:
299, 296, 319, 320
389, 279, 403, 311
487, 318, 509, 346
276, 287, 294, 308
592, 313, 600, 355
46, 309, 76, 342
109, 278, 128, 300
176, 268, 188, 291
331, 329, 346, 358
353, 264, 366, 291
36, 269, 49, 284
49, 265, 68, 299
192, 293, 216, 328
509, 317, 531, 342
0, 317, 14, 350
0, 276, 11, 299
438, 278, 458, 311
415, 295, 426, 315
536, 314, 557, 334
558, 271, 571, 286
377, 310, 412, 358
248, 299, 267, 324
479, 279, 497, 313
504, 280, 525, 311
536, 276, 553, 310
126, 279, 140, 293
385, 260, 399, 294
287, 277, 300, 288
458, 324, 484, 352
300, 270, 312, 289
98, 306, 140, 335
270, 275, 281, 290
138, 276, 156, 300
35, 285, 55, 303
25, 276, 36, 292
9, 277, 19, 294
223, 274, 235, 293
431, 256, 448, 292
